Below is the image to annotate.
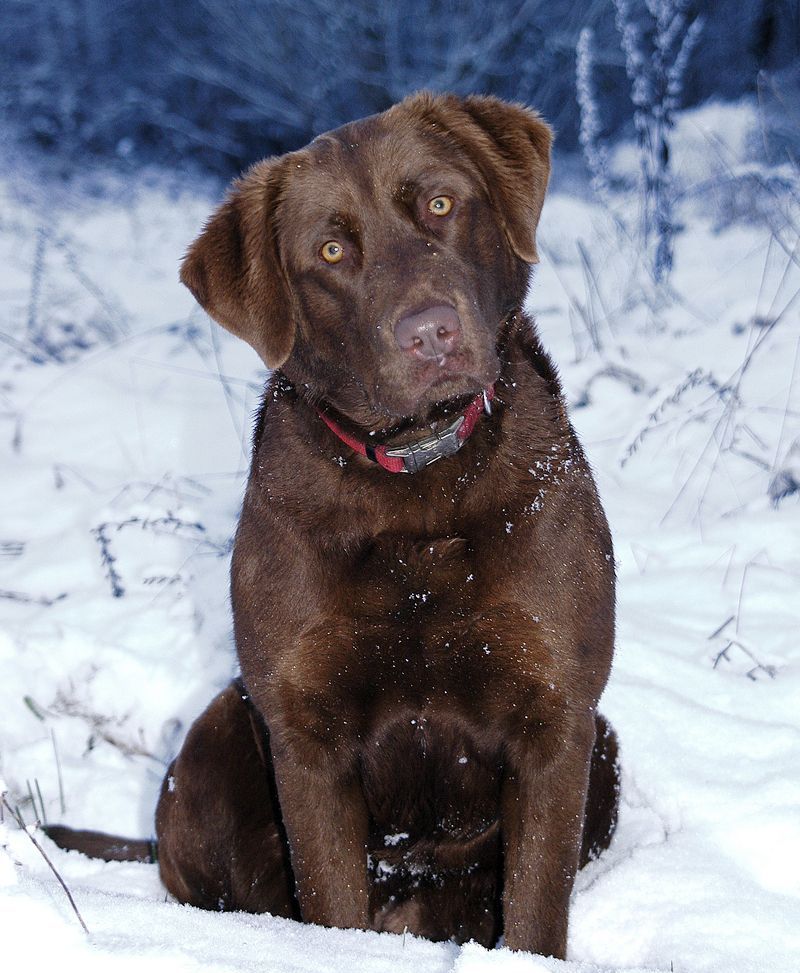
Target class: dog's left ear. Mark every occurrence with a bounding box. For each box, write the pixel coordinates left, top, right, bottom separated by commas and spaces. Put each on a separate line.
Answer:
428, 94, 552, 264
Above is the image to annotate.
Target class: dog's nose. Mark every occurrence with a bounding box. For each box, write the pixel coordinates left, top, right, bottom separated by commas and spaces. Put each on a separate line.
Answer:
395, 305, 462, 361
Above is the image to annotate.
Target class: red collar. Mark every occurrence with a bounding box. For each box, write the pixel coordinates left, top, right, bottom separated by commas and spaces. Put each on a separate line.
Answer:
317, 387, 494, 474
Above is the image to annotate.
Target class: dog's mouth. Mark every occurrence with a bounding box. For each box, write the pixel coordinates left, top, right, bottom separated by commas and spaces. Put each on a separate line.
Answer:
372, 368, 493, 427
384, 355, 498, 422
319, 372, 491, 450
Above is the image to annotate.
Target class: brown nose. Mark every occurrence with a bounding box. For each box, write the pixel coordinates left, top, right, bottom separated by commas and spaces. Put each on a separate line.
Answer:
395, 305, 462, 361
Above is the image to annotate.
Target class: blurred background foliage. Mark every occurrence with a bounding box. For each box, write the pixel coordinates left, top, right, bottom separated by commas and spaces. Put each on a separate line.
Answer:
1, 0, 798, 177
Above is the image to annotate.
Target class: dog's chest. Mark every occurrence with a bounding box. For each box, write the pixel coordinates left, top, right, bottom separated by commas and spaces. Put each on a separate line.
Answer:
350, 534, 480, 656
336, 532, 545, 714
343, 536, 514, 849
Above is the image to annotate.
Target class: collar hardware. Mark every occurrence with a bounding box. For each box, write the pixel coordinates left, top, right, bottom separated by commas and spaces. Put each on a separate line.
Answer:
317, 386, 494, 475
384, 415, 466, 473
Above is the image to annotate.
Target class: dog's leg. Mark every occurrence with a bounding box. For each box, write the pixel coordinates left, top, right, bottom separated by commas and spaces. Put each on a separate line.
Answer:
155, 682, 296, 917
500, 712, 596, 958
268, 739, 371, 930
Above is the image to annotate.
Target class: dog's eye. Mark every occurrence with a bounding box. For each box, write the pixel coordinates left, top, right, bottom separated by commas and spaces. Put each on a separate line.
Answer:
427, 196, 453, 217
320, 241, 344, 264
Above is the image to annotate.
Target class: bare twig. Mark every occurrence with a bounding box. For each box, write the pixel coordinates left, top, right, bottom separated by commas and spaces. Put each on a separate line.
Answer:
55, 238, 129, 340
26, 780, 41, 825
206, 317, 250, 467
0, 589, 67, 607
90, 523, 125, 598
574, 364, 649, 409
736, 553, 767, 635
0, 541, 25, 559
35, 779, 47, 825
52, 729, 66, 816
23, 696, 47, 721
711, 642, 731, 669
49, 692, 160, 762
620, 368, 726, 468
1, 795, 90, 935
711, 638, 775, 679
707, 615, 734, 641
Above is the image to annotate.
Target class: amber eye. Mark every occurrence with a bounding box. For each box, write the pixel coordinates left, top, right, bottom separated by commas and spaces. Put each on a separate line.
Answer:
427, 195, 453, 217
320, 241, 344, 263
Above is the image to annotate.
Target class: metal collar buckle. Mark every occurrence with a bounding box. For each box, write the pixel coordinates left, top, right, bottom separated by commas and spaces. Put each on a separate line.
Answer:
384, 415, 466, 473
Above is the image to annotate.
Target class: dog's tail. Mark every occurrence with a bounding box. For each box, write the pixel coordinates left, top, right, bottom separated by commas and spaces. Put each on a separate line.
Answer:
43, 824, 157, 863
580, 713, 621, 867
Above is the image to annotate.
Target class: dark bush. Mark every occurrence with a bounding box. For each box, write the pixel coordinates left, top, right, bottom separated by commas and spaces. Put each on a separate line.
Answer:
1, 0, 797, 177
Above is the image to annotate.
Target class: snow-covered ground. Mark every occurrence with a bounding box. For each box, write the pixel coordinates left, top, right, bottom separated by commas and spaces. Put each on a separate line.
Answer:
1, 101, 799, 973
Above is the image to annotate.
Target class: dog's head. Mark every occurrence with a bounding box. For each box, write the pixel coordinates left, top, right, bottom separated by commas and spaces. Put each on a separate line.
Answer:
181, 93, 551, 424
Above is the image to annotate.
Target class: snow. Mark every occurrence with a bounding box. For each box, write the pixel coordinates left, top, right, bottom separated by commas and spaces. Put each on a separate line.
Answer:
2, 102, 799, 972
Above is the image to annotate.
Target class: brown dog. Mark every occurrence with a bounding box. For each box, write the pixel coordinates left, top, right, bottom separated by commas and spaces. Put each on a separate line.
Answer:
46, 92, 619, 959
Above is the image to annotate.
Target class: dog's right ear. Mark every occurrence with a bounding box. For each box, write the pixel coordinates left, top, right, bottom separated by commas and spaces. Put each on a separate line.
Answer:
180, 158, 294, 369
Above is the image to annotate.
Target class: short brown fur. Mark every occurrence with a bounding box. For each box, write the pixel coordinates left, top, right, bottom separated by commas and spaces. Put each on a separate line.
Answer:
48, 92, 619, 960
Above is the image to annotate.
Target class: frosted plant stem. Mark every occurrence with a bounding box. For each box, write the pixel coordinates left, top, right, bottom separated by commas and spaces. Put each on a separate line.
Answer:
2, 796, 90, 936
